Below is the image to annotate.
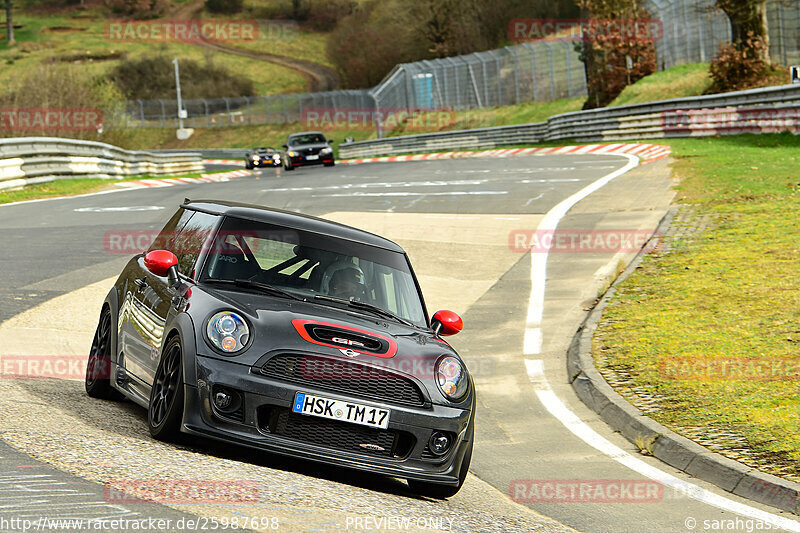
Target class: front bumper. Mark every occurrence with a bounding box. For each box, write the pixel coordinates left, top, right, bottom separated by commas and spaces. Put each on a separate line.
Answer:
249, 158, 281, 167
181, 354, 473, 485
288, 154, 334, 166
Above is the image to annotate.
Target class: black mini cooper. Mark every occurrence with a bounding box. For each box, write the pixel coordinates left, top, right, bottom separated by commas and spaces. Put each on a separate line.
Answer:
86, 200, 474, 498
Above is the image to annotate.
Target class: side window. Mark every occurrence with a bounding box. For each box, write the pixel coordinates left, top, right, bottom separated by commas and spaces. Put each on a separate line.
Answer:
172, 211, 220, 277
149, 208, 193, 252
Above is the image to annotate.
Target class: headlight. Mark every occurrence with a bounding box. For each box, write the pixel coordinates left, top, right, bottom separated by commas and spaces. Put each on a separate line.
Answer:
251, 155, 258, 160
273, 154, 281, 160
435, 356, 468, 401
320, 147, 333, 154
288, 151, 296, 157
206, 311, 249, 353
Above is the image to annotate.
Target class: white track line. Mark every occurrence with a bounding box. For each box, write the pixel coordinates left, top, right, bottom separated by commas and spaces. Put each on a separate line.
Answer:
525, 360, 800, 531
523, 154, 639, 355
524, 154, 800, 531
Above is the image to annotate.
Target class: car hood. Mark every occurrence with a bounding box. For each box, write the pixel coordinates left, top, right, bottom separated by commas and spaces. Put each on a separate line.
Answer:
287, 143, 330, 151
188, 285, 457, 373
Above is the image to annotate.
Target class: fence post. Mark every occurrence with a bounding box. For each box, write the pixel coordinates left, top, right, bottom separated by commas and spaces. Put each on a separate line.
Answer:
202, 99, 209, 127
466, 62, 483, 108
506, 46, 520, 105
565, 43, 572, 97
480, 55, 490, 108
282, 94, 288, 123
543, 42, 556, 100
138, 100, 145, 127
523, 42, 538, 101
158, 99, 166, 127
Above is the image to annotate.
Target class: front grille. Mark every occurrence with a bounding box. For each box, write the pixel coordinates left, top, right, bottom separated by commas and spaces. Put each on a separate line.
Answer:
258, 407, 414, 459
260, 354, 426, 407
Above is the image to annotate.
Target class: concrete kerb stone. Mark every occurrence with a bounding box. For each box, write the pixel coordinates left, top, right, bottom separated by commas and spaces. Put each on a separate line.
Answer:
565, 205, 800, 515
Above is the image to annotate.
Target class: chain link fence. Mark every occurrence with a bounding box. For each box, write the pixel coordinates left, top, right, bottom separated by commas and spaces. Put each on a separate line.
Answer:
113, 0, 800, 130
644, 0, 800, 70
113, 40, 586, 129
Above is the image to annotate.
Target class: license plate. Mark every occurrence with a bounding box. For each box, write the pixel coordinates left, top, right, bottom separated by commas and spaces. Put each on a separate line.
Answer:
292, 392, 389, 429
306, 155, 319, 160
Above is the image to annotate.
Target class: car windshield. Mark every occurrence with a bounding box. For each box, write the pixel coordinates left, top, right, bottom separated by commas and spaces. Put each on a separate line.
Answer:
290, 134, 326, 145
199, 216, 426, 326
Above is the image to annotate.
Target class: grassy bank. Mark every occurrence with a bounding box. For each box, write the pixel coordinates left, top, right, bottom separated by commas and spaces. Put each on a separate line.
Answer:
112, 97, 587, 152
0, 14, 307, 95
0, 172, 213, 204
594, 133, 800, 480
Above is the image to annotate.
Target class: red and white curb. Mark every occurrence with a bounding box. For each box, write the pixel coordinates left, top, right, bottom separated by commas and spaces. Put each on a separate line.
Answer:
115, 169, 252, 189
340, 143, 671, 166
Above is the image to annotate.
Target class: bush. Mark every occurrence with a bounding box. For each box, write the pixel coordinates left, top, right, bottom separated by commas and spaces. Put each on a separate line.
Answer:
708, 34, 768, 93
577, 0, 658, 109
307, 0, 356, 31
326, 0, 427, 88
107, 55, 256, 100
205, 0, 244, 15
107, 0, 167, 19
0, 63, 134, 147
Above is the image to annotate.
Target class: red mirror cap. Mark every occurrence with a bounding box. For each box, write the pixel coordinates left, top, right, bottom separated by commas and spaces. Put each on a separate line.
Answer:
432, 310, 463, 336
144, 250, 178, 277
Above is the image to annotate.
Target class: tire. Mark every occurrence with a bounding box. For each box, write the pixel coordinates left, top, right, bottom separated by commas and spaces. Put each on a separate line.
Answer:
408, 437, 473, 499
324, 161, 335, 167
285, 162, 295, 171
85, 307, 122, 400
148, 336, 185, 441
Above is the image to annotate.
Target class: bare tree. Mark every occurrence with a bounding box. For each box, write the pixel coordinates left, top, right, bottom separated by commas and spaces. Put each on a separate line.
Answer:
5, 0, 14, 46
715, 0, 769, 62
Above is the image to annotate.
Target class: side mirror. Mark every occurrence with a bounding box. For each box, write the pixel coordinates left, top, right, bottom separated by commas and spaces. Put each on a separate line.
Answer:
431, 310, 463, 336
328, 139, 335, 144
144, 250, 179, 286
282, 144, 288, 150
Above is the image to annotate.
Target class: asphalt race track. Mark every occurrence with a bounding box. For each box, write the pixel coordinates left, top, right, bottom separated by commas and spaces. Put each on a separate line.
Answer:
1, 155, 798, 532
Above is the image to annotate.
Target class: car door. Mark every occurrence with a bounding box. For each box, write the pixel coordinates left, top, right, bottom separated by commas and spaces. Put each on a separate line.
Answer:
139, 210, 221, 383
118, 208, 194, 388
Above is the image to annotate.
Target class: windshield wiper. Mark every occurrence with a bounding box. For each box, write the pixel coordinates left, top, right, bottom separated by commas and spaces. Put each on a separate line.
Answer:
204, 278, 305, 301
313, 295, 415, 327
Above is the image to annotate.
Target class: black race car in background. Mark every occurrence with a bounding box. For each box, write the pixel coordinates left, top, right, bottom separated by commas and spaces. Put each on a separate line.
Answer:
282, 131, 335, 170
245, 147, 282, 169
86, 199, 474, 498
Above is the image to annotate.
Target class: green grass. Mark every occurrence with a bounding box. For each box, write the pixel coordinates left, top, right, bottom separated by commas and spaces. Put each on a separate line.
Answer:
609, 63, 712, 107
0, 14, 306, 95
0, 172, 214, 204
594, 133, 800, 478
107, 97, 587, 152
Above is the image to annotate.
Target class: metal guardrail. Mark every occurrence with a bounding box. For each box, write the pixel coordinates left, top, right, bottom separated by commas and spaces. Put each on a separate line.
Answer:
0, 137, 204, 190
339, 84, 800, 158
